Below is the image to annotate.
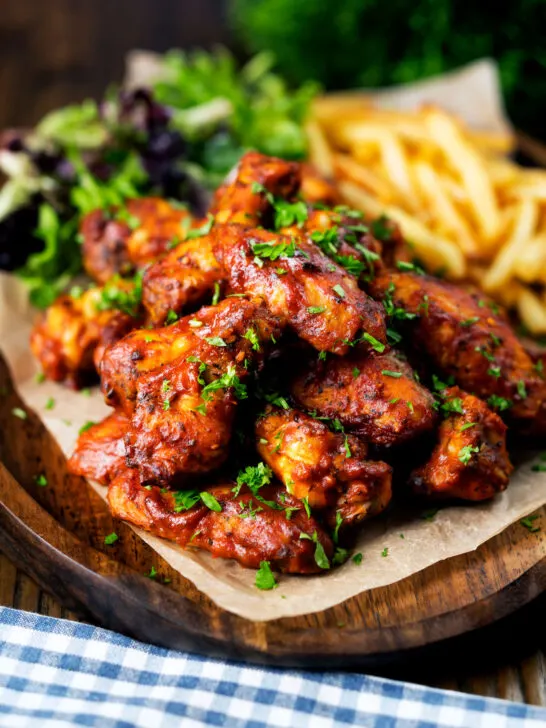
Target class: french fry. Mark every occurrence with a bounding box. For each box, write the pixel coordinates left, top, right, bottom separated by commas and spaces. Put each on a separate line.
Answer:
517, 288, 546, 335
483, 199, 539, 291
312, 98, 546, 334
305, 119, 334, 179
338, 180, 466, 278
413, 161, 478, 256
423, 107, 501, 242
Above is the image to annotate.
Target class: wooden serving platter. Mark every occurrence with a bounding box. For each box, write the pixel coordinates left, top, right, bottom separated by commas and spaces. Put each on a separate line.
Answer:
0, 353, 545, 668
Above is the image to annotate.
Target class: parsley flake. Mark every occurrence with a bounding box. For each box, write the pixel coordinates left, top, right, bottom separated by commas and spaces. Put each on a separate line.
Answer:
255, 561, 278, 590
104, 532, 119, 545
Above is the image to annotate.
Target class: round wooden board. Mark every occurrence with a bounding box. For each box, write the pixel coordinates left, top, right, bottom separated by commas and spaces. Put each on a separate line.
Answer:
0, 355, 545, 668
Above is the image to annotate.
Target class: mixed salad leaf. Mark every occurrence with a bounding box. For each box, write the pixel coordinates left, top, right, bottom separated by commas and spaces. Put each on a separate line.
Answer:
0, 49, 318, 307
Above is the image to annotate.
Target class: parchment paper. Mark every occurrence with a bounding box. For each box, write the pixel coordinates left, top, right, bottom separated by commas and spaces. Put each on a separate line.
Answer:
1, 59, 544, 621
1, 271, 545, 621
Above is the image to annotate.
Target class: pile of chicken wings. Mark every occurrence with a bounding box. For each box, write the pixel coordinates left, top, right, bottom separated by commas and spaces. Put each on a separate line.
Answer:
30, 152, 546, 576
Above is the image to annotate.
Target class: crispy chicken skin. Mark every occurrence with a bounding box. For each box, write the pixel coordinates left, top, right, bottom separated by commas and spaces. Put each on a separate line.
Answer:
213, 224, 386, 354
141, 234, 224, 325
81, 197, 191, 284
409, 387, 513, 501
299, 163, 340, 206
108, 469, 333, 573
30, 284, 139, 389
370, 271, 546, 427
256, 406, 392, 525
101, 297, 282, 483
291, 351, 437, 447
210, 151, 300, 225
68, 412, 129, 485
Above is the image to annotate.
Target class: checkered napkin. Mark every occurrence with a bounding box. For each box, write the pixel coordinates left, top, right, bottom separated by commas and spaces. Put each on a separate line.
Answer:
0, 607, 545, 727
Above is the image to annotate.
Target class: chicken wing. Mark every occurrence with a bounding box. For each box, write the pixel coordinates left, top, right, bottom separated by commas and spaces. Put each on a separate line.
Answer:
370, 271, 546, 429
67, 411, 129, 485
213, 224, 386, 355
81, 197, 191, 284
409, 387, 512, 501
141, 234, 224, 325
30, 281, 140, 389
108, 468, 333, 573
256, 406, 392, 528
299, 163, 340, 206
210, 151, 300, 225
101, 296, 283, 483
291, 351, 437, 447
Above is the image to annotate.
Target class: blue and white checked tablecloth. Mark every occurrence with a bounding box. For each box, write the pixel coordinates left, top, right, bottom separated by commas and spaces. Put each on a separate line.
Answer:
0, 607, 545, 728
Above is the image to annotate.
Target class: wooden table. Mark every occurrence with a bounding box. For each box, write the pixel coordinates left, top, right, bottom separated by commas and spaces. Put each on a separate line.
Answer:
1, 551, 544, 705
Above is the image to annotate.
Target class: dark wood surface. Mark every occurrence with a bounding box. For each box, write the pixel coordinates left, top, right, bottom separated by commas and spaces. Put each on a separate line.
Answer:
0, 0, 231, 128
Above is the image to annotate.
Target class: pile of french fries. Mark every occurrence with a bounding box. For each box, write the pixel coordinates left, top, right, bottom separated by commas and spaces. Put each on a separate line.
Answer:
307, 98, 546, 334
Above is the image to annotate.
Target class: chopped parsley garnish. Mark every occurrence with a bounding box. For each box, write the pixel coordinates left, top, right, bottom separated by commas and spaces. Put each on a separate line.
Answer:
335, 255, 365, 277
145, 566, 158, 580
104, 532, 119, 545
535, 359, 544, 374
307, 306, 326, 314
488, 366, 501, 378
382, 283, 417, 321
396, 260, 425, 275
343, 435, 351, 459
35, 372, 46, 384
370, 215, 391, 241
205, 336, 227, 347
458, 445, 480, 465
272, 199, 308, 229
387, 328, 402, 346
531, 463, 546, 472
185, 213, 214, 239
352, 367, 360, 378
333, 511, 343, 544
275, 267, 287, 275
487, 395, 512, 412
301, 496, 311, 518
233, 462, 273, 497
212, 281, 221, 306
200, 492, 222, 512
251, 238, 297, 261
165, 309, 179, 325
162, 399, 170, 411
189, 318, 203, 328
318, 350, 327, 361
419, 295, 430, 316
12, 407, 27, 420
352, 552, 363, 565
362, 332, 386, 353
116, 209, 140, 230
244, 328, 260, 351
381, 370, 402, 378
34, 474, 48, 487
517, 381, 527, 399
475, 346, 495, 362
381, 547, 389, 557
78, 420, 96, 434
441, 398, 464, 415
421, 509, 438, 521
432, 374, 454, 392
161, 379, 171, 393
520, 515, 541, 533
460, 317, 480, 327
332, 547, 350, 566
255, 560, 278, 590
460, 422, 476, 431
490, 333, 501, 347
332, 284, 345, 299
200, 365, 247, 403
187, 356, 206, 385
264, 391, 290, 409
96, 272, 143, 318
173, 489, 201, 512
44, 397, 55, 410
299, 531, 330, 569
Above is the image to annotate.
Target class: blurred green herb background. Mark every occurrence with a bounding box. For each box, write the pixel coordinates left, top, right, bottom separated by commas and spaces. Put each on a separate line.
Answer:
231, 0, 546, 137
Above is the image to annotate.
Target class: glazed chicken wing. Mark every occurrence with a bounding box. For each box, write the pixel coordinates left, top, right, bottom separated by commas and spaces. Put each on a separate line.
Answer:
291, 351, 437, 447
100, 297, 283, 483
108, 469, 333, 573
256, 406, 392, 528
409, 387, 512, 501
141, 234, 224, 325
214, 225, 386, 355
68, 411, 129, 485
210, 151, 300, 225
370, 271, 546, 429
30, 281, 140, 389
81, 197, 191, 284
299, 163, 340, 206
